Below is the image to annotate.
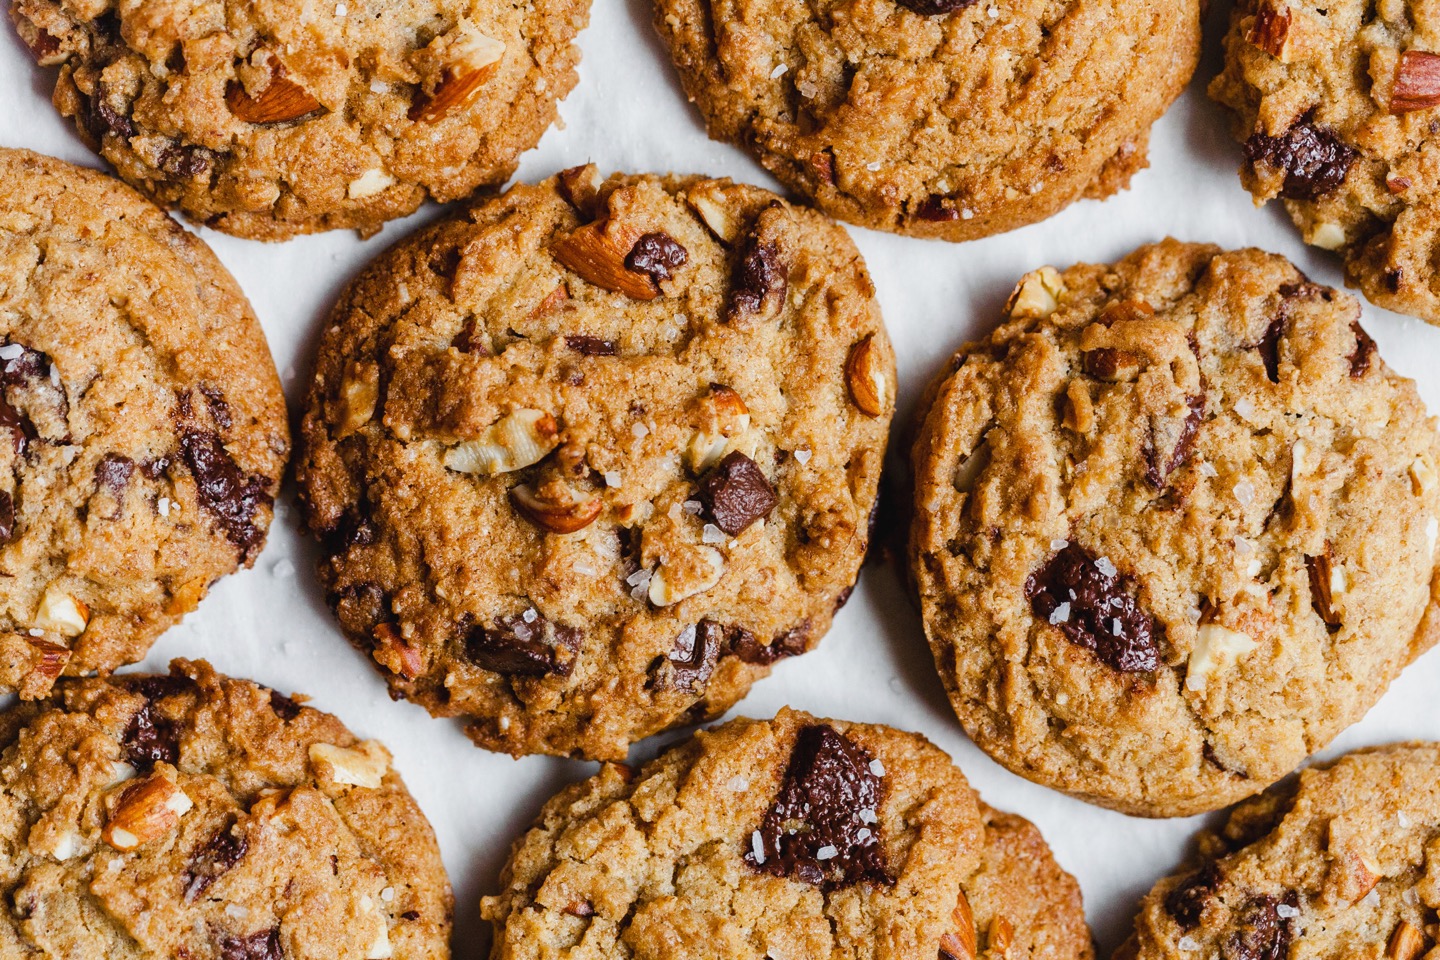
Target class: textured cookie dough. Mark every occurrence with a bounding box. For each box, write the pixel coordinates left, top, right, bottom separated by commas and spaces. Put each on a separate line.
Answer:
10, 0, 589, 240
651, 0, 1200, 241
1212, 0, 1440, 326
297, 167, 893, 760
1121, 743, 1440, 960
911, 239, 1440, 818
0, 658, 452, 959
480, 708, 1093, 960
0, 148, 288, 699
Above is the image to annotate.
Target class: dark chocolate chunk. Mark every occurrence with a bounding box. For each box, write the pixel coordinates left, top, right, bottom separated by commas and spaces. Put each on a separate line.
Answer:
1164, 864, 1222, 929
1224, 894, 1299, 960
697, 451, 777, 536
625, 232, 688, 285
1243, 119, 1357, 201
1145, 394, 1205, 489
1348, 321, 1376, 379
268, 690, 302, 721
1025, 543, 1161, 672
184, 827, 249, 901
217, 928, 282, 960
896, 0, 979, 12
915, 195, 960, 221
729, 622, 809, 665
745, 724, 893, 889
158, 143, 214, 179
1255, 315, 1286, 384
95, 453, 135, 497
0, 491, 12, 545
726, 239, 787, 323
565, 335, 617, 356
648, 620, 722, 693
179, 429, 273, 560
198, 385, 233, 432
119, 676, 193, 771
465, 612, 581, 677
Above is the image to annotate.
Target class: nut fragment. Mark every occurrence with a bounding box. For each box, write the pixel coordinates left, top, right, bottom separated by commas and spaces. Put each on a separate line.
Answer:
226, 58, 323, 124
372, 622, 424, 680
1186, 623, 1259, 692
1306, 545, 1346, 631
553, 219, 658, 300
510, 484, 602, 534
443, 409, 560, 475
686, 385, 752, 472
349, 168, 395, 200
1307, 221, 1347, 250
102, 772, 194, 851
409, 22, 506, 122
361, 894, 394, 959
648, 546, 725, 606
309, 740, 390, 789
1006, 267, 1065, 319
338, 363, 380, 438
988, 916, 1014, 958
557, 164, 603, 218
1412, 456, 1438, 496
685, 183, 738, 243
20, 637, 69, 699
939, 891, 977, 960
845, 335, 888, 417
1247, 3, 1293, 59
1388, 921, 1425, 960
35, 585, 88, 637
1392, 51, 1440, 113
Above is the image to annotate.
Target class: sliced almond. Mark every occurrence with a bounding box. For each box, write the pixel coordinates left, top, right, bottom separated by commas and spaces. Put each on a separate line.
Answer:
409, 23, 506, 122
309, 740, 390, 790
102, 772, 193, 851
552, 219, 656, 300
226, 59, 323, 124
35, 585, 88, 638
510, 484, 602, 534
1387, 920, 1425, 960
19, 637, 69, 699
648, 546, 725, 606
443, 409, 560, 475
1247, 3, 1293, 59
845, 334, 888, 418
1392, 51, 1440, 114
1006, 267, 1065, 319
1305, 544, 1344, 630
988, 916, 1014, 958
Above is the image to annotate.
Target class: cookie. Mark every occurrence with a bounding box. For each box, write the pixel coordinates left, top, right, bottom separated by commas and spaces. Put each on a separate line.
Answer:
9, 0, 588, 241
910, 239, 1440, 818
0, 658, 452, 958
1210, 0, 1440, 326
0, 148, 288, 699
651, 0, 1200, 241
1121, 743, 1440, 960
296, 166, 893, 760
480, 708, 1092, 960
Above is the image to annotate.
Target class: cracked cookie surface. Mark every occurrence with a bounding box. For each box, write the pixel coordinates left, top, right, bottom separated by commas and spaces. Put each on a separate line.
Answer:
910, 239, 1440, 818
480, 708, 1092, 960
297, 168, 893, 760
1121, 743, 1440, 960
0, 658, 452, 959
651, 0, 1200, 240
0, 148, 288, 699
1211, 0, 1440, 326
9, 0, 589, 240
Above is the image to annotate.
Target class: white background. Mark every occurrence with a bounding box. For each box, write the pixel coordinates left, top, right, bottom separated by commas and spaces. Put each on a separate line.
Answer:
4, 1, 1440, 956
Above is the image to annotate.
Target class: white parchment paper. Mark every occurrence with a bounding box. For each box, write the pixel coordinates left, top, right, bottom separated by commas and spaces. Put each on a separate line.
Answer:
3, 2, 1440, 955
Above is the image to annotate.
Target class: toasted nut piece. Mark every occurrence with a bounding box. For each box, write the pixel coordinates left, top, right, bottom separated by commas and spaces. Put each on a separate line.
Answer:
686, 385, 753, 473
1063, 380, 1095, 433
1186, 623, 1259, 692
226, 58, 323, 124
372, 622, 424, 680
1307, 221, 1347, 250
511, 484, 602, 534
685, 183, 739, 243
953, 438, 991, 493
1388, 921, 1425, 960
349, 168, 395, 200
444, 409, 560, 475
363, 902, 394, 960
648, 546, 725, 606
1247, 3, 1293, 58
338, 363, 380, 438
409, 22, 506, 122
19, 637, 69, 699
1306, 545, 1345, 630
988, 916, 1014, 958
557, 164, 604, 219
845, 334, 887, 418
35, 585, 88, 637
939, 890, 977, 960
102, 772, 194, 851
553, 219, 657, 300
1006, 267, 1065, 319
309, 740, 391, 789
42, 829, 81, 861
1412, 456, 1438, 495
1393, 51, 1440, 113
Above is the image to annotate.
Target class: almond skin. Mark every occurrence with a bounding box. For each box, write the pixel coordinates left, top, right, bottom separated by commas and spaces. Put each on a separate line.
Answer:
409, 28, 505, 122
553, 220, 658, 300
226, 60, 323, 124
939, 890, 977, 960
102, 773, 193, 851
1387, 921, 1425, 960
1392, 50, 1440, 113
1247, 4, 1292, 59
845, 334, 887, 417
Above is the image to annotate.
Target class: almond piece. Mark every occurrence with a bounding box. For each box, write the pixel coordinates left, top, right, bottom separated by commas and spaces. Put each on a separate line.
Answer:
443, 409, 560, 475
1006, 267, 1065, 319
686, 385, 753, 472
510, 484, 602, 534
939, 890, 978, 960
1186, 623, 1259, 693
1247, 4, 1292, 59
1305, 544, 1344, 630
988, 916, 1014, 958
409, 23, 506, 122
226, 58, 323, 124
845, 334, 888, 418
648, 546, 725, 606
1388, 920, 1425, 960
557, 165, 604, 219
35, 585, 88, 637
1392, 51, 1440, 113
309, 740, 390, 790
372, 622, 424, 680
553, 219, 657, 300
19, 637, 69, 699
102, 772, 193, 851
685, 183, 739, 243
338, 363, 380, 438
348, 168, 395, 200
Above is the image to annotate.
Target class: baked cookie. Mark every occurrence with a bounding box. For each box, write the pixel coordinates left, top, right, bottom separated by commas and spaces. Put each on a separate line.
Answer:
1121, 743, 1440, 960
651, 0, 1200, 241
297, 167, 893, 760
910, 239, 1440, 818
1210, 0, 1440, 327
480, 708, 1092, 960
9, 0, 588, 240
0, 658, 452, 958
0, 148, 288, 699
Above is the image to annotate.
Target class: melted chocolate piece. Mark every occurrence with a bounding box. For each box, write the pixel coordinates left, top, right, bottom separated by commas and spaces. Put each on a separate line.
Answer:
565, 335, 617, 356
0, 491, 12, 545
179, 429, 272, 560
729, 622, 809, 665
1145, 394, 1205, 489
95, 453, 135, 497
1025, 543, 1161, 672
1255, 315, 1285, 384
649, 620, 722, 693
159, 143, 214, 179
625, 233, 688, 285
0, 395, 29, 455
1243, 119, 1357, 201
698, 452, 777, 536
199, 385, 233, 432
726, 239, 787, 322
268, 690, 302, 721
184, 828, 249, 901
1225, 894, 1299, 960
119, 676, 194, 771
915, 195, 960, 221
896, 0, 979, 12
466, 613, 581, 677
217, 928, 282, 960
1165, 864, 1222, 929
1348, 322, 1376, 379
745, 725, 893, 889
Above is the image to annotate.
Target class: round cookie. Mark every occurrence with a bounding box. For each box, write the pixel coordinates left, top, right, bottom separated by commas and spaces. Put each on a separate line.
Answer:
1122, 743, 1440, 960
910, 239, 1440, 818
296, 167, 894, 760
651, 0, 1200, 241
0, 658, 452, 958
0, 148, 288, 699
9, 0, 588, 241
1210, 0, 1440, 326
480, 708, 1093, 960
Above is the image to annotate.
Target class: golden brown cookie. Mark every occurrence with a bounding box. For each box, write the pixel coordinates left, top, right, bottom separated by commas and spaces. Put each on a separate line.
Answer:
911, 239, 1440, 817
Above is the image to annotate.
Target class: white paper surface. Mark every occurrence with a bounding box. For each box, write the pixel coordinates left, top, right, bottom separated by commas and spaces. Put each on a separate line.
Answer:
3, 3, 1440, 956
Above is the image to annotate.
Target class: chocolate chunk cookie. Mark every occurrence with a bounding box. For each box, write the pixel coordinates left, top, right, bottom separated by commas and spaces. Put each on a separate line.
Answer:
9, 0, 588, 240
1211, 0, 1440, 326
651, 0, 1200, 240
480, 709, 1093, 960
910, 239, 1440, 818
1121, 743, 1440, 960
0, 659, 452, 958
0, 148, 288, 699
297, 167, 893, 760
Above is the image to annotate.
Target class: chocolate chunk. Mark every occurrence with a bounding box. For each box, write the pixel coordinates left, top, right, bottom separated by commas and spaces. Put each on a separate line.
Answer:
1243, 119, 1357, 201
218, 928, 282, 960
466, 612, 581, 677
745, 724, 893, 889
1348, 321, 1376, 379
1165, 864, 1222, 929
1145, 394, 1205, 489
119, 676, 193, 771
0, 395, 30, 455
199, 385, 233, 432
729, 622, 809, 665
95, 453, 135, 497
833, 585, 855, 612
625, 232, 688, 285
726, 239, 787, 323
0, 492, 12, 545
648, 620, 722, 693
1025, 543, 1161, 672
90, 97, 136, 139
268, 690, 302, 721
565, 335, 617, 356
159, 143, 213, 179
915, 195, 960, 221
698, 451, 777, 536
1255, 315, 1285, 384
1225, 894, 1299, 960
184, 827, 249, 901
324, 506, 377, 555
896, 0, 979, 12
179, 429, 273, 560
